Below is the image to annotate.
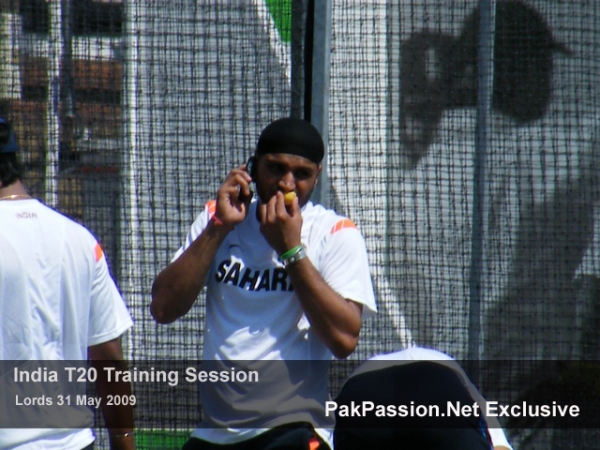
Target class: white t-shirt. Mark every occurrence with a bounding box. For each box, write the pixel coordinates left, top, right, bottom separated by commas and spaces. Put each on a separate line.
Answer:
173, 199, 377, 445
347, 347, 513, 450
0, 199, 133, 450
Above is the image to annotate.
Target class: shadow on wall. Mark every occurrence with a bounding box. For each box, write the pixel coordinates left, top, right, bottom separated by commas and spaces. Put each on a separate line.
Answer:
399, 0, 569, 168
397, 3, 600, 448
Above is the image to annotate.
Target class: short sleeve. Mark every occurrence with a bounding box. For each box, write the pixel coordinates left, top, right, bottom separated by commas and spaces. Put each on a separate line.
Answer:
171, 200, 214, 262
88, 243, 133, 346
317, 220, 377, 318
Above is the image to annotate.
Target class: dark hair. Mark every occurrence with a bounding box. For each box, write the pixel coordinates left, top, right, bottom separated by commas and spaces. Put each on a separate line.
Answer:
0, 121, 24, 186
0, 120, 11, 146
0, 152, 24, 187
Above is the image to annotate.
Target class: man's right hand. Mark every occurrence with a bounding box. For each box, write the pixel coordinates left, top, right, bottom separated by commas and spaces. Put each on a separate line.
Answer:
151, 164, 254, 324
215, 165, 253, 226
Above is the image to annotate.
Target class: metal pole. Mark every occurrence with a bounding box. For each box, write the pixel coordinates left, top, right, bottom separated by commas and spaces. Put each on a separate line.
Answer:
308, 0, 331, 207
468, 0, 495, 371
61, 0, 74, 121
290, 0, 306, 119
45, 0, 62, 208
121, 0, 142, 361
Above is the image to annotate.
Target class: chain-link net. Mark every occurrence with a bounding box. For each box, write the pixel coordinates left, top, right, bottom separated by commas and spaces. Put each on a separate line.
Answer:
2, 0, 599, 448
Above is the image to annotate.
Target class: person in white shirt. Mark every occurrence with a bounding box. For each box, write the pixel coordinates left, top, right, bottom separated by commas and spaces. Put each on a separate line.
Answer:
151, 117, 377, 450
0, 117, 135, 450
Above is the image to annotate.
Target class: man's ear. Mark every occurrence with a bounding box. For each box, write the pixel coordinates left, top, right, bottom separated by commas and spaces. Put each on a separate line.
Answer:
315, 164, 323, 187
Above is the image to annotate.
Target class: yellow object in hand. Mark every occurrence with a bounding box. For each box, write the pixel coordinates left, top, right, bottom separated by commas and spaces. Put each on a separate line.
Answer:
284, 191, 297, 206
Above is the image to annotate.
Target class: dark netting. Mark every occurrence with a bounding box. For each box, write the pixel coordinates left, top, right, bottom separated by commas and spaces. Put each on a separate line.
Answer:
2, 1, 599, 448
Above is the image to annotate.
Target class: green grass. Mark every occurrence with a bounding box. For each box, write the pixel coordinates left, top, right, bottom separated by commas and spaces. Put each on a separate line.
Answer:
135, 429, 190, 450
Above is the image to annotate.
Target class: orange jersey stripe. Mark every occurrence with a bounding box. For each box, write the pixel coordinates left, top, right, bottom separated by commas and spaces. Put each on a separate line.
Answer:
330, 218, 357, 235
206, 200, 217, 218
94, 243, 104, 262
308, 437, 321, 450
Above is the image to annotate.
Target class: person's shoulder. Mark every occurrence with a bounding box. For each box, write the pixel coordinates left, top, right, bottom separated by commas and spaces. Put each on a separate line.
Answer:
37, 202, 101, 249
188, 199, 219, 228
204, 198, 217, 213
27, 201, 80, 228
304, 202, 360, 236
345, 347, 462, 380
369, 346, 453, 362
55, 208, 96, 237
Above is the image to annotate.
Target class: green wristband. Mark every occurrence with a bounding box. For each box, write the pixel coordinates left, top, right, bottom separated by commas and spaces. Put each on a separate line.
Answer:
278, 245, 304, 262
282, 246, 307, 267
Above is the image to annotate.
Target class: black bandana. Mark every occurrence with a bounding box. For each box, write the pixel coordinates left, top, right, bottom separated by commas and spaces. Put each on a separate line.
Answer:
255, 117, 324, 164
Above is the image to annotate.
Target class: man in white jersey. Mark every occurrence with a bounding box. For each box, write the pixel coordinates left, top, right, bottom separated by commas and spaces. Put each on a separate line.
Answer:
0, 117, 135, 450
151, 117, 377, 450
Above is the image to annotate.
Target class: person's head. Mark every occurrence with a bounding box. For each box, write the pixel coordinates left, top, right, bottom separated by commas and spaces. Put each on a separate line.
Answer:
453, 0, 570, 123
250, 117, 324, 206
0, 118, 23, 189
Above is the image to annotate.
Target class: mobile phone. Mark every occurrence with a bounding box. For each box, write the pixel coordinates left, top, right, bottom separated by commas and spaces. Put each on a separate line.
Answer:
240, 156, 255, 202
246, 156, 257, 178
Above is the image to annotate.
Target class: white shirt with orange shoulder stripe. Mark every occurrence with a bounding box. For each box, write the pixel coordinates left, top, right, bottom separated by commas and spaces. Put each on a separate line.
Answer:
173, 198, 377, 445
0, 199, 133, 450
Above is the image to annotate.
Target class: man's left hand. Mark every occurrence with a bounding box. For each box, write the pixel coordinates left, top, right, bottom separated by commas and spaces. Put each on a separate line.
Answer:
258, 192, 303, 255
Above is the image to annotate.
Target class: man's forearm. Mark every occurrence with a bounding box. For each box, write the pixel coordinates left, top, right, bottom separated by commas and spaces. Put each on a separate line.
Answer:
286, 258, 363, 359
150, 220, 230, 323
93, 359, 135, 450
89, 340, 135, 450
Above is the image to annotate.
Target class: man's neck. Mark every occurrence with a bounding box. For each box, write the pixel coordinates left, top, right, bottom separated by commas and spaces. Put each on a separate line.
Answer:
0, 180, 29, 200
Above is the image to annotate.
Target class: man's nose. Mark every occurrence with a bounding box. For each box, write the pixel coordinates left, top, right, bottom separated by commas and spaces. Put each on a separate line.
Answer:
279, 172, 296, 191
